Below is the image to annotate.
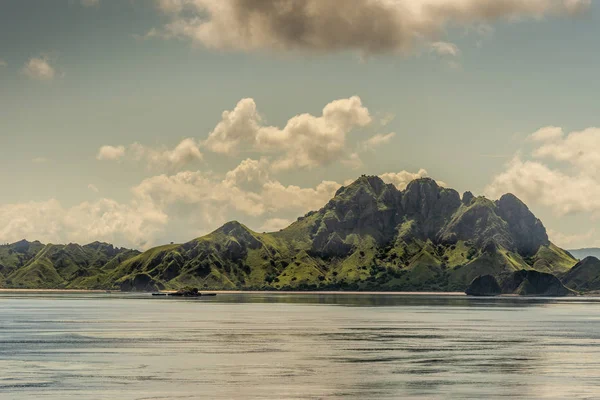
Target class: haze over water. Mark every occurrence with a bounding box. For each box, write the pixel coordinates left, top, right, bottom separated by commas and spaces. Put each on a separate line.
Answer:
1, 293, 600, 399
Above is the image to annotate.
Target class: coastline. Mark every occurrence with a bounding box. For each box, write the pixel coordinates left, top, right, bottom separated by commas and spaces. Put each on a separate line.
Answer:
0, 288, 467, 295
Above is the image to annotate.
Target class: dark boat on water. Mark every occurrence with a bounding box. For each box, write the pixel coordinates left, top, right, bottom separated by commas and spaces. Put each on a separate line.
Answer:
152, 287, 217, 297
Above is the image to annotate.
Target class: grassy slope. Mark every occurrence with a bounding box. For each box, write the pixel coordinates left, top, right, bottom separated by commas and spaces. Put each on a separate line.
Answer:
0, 177, 583, 291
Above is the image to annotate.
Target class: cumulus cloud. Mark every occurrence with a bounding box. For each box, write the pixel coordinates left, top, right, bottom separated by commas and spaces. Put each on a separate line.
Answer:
0, 152, 434, 249
204, 96, 372, 170
531, 127, 600, 175
361, 132, 396, 151
131, 138, 203, 169
0, 199, 167, 250
97, 145, 126, 161
430, 41, 460, 57
150, 0, 589, 55
529, 126, 564, 142
21, 56, 56, 81
223, 158, 270, 190
259, 218, 293, 232
486, 126, 600, 216
486, 157, 600, 215
97, 138, 202, 169
380, 168, 432, 190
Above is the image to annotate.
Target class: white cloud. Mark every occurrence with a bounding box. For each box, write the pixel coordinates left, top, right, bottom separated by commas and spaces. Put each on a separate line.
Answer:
529, 126, 564, 142
380, 169, 431, 190
0, 199, 167, 250
0, 158, 434, 249
486, 157, 600, 216
531, 127, 600, 175
21, 56, 56, 81
130, 138, 203, 169
361, 132, 396, 151
487, 126, 600, 217
204, 96, 372, 170
97, 138, 202, 169
97, 145, 126, 161
430, 41, 460, 57
81, 0, 100, 6
150, 0, 588, 55
260, 180, 342, 214
223, 158, 270, 190
341, 152, 364, 170
0, 59, 7, 67
203, 98, 263, 155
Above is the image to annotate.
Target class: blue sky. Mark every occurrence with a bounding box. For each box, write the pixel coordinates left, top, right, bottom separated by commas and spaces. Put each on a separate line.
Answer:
1, 0, 599, 249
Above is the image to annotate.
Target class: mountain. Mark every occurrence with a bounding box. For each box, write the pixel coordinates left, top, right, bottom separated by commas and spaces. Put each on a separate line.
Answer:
0, 176, 582, 292
0, 240, 140, 289
466, 270, 575, 296
562, 256, 600, 292
568, 248, 600, 260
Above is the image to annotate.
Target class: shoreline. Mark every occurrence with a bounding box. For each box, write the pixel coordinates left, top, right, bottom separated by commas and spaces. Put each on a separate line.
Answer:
0, 288, 469, 295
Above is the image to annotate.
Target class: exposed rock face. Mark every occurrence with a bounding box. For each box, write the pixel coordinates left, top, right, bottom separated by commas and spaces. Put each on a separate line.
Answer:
438, 198, 513, 249
466, 270, 574, 296
562, 256, 600, 292
0, 175, 581, 292
501, 270, 574, 296
496, 194, 549, 256
402, 178, 461, 239
312, 175, 400, 253
462, 191, 475, 206
465, 275, 502, 296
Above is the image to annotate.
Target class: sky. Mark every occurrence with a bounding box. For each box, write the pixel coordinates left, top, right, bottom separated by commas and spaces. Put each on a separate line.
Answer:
1, 0, 600, 250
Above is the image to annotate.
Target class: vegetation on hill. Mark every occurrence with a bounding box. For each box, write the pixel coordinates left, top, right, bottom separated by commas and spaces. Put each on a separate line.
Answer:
0, 176, 584, 292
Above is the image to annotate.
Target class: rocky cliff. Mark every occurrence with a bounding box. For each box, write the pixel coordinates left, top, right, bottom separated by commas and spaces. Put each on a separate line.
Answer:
0, 176, 581, 292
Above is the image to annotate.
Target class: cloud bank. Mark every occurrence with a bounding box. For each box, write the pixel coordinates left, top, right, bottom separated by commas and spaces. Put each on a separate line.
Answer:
100, 96, 384, 171
486, 126, 600, 216
151, 0, 589, 54
0, 163, 439, 249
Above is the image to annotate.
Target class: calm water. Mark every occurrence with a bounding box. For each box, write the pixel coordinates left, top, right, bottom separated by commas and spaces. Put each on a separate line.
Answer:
1, 293, 600, 399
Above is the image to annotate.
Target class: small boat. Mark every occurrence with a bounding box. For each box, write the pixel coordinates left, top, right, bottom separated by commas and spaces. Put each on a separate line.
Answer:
152, 288, 217, 298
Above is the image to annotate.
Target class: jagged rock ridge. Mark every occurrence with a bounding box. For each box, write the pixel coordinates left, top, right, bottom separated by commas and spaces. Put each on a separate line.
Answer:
0, 176, 582, 292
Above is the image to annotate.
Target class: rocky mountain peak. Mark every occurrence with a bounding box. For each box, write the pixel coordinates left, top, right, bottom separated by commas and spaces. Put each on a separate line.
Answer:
496, 193, 549, 255
462, 191, 475, 205
401, 178, 461, 238
334, 175, 396, 200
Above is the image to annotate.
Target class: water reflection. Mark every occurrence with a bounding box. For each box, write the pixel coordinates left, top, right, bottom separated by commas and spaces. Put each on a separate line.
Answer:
1, 293, 600, 399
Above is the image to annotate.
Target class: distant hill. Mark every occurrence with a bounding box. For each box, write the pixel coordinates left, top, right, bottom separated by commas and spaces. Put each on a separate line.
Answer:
562, 256, 600, 292
0, 176, 585, 292
0, 240, 139, 289
568, 248, 600, 260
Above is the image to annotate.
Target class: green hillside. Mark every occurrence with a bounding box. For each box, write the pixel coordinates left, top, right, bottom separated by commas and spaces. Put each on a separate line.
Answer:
0, 176, 584, 292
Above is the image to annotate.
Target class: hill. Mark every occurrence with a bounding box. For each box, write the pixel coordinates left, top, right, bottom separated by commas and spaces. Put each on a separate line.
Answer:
0, 240, 140, 289
0, 176, 582, 292
562, 256, 600, 292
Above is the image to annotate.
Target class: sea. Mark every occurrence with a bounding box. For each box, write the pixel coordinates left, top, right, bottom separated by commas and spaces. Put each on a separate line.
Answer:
1, 292, 600, 399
